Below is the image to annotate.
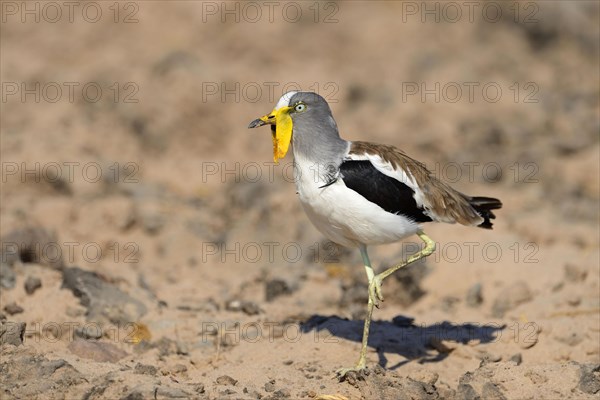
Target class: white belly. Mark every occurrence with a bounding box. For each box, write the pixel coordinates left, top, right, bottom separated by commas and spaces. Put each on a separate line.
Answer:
294, 160, 420, 248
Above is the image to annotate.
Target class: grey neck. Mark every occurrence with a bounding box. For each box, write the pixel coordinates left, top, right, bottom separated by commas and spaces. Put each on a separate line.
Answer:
291, 122, 349, 168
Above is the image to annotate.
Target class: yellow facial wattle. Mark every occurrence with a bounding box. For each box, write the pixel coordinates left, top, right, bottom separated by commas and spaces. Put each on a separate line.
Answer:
256, 106, 292, 163
271, 107, 293, 163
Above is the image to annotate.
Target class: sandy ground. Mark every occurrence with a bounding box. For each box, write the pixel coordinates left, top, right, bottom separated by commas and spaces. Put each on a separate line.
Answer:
1, 1, 599, 399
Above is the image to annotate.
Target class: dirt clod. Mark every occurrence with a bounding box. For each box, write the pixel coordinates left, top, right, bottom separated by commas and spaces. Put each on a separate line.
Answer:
0, 321, 26, 346
134, 363, 158, 376
216, 375, 238, 386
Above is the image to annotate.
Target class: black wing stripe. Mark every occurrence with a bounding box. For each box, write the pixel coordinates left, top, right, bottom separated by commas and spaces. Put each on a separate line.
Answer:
339, 160, 432, 223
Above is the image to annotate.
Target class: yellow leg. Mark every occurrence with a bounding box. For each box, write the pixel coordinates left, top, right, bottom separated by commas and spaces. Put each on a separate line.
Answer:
336, 231, 436, 380
376, 231, 436, 282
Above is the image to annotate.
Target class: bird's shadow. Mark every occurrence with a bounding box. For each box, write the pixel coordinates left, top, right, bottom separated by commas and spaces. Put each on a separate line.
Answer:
300, 315, 505, 370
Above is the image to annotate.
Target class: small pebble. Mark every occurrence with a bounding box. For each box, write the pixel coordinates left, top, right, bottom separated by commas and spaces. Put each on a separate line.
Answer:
24, 276, 42, 295
134, 363, 158, 375
274, 388, 291, 398
509, 353, 523, 365
225, 300, 261, 315
265, 279, 292, 302
74, 326, 103, 340
4, 302, 24, 315
264, 380, 276, 392
216, 375, 237, 386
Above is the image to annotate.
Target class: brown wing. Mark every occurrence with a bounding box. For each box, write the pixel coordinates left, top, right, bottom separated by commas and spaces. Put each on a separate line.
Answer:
349, 141, 493, 227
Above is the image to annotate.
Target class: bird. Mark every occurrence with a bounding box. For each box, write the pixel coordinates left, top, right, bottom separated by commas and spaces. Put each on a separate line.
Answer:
248, 91, 502, 379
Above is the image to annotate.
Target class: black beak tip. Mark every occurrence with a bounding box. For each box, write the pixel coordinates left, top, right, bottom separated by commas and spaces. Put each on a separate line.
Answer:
248, 119, 263, 129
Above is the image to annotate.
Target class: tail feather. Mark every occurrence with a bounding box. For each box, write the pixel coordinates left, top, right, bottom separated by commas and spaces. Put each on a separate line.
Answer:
469, 196, 502, 229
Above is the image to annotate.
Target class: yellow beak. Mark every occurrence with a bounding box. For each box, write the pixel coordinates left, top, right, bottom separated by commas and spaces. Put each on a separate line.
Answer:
248, 106, 293, 163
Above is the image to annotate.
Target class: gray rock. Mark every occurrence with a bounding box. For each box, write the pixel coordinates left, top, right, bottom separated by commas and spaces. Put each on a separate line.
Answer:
578, 364, 600, 394
0, 353, 84, 397
0, 321, 26, 346
481, 382, 507, 400
466, 283, 483, 307
68, 339, 128, 363
491, 281, 533, 318
61, 267, 147, 325
0, 263, 16, 289
24, 276, 42, 295
456, 383, 480, 400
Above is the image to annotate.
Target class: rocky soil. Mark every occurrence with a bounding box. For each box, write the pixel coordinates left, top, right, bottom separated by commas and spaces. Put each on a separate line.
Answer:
1, 1, 599, 399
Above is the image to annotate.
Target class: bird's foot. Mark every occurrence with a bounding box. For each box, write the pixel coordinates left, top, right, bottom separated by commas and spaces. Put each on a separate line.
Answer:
335, 363, 368, 382
368, 276, 384, 308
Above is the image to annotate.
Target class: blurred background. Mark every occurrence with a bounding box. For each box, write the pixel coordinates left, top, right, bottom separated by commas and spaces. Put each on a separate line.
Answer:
1, 1, 599, 398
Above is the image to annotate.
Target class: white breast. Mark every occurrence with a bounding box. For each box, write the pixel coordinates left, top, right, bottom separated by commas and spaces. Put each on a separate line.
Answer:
293, 155, 420, 248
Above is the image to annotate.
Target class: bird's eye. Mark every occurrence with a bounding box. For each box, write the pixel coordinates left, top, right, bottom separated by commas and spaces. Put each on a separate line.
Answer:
294, 103, 306, 112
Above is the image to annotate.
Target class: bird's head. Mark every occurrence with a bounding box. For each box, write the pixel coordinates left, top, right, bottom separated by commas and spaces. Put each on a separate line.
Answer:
248, 91, 335, 163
